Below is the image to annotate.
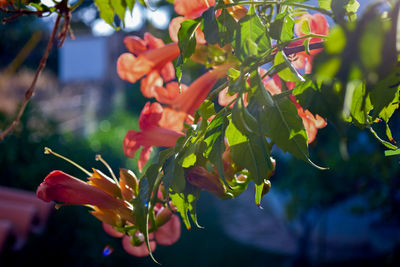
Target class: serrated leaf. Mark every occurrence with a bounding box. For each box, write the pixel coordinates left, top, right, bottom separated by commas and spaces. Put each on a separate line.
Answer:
261, 97, 309, 160
216, 8, 238, 47
235, 5, 270, 61
230, 137, 271, 185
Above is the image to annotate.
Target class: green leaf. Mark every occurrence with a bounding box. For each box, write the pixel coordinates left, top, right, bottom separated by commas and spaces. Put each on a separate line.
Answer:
110, 0, 126, 27
385, 149, 400, 156
235, 5, 270, 61
342, 81, 372, 126
325, 26, 346, 54
176, 19, 201, 82
94, 0, 115, 26
170, 185, 201, 230
206, 115, 229, 182
230, 137, 272, 185
255, 182, 264, 207
126, 0, 135, 13
269, 12, 294, 42
163, 156, 186, 193
300, 19, 310, 35
216, 8, 238, 47
319, 0, 332, 10
359, 17, 385, 71
261, 97, 309, 160
274, 51, 305, 82
202, 7, 219, 44
226, 119, 247, 146
182, 153, 197, 168
198, 100, 215, 121
370, 71, 400, 120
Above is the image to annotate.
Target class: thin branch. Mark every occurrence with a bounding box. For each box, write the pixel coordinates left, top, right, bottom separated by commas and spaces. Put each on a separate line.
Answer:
0, 14, 61, 142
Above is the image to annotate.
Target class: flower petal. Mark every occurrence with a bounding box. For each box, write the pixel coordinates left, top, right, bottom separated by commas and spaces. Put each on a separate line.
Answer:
155, 215, 181, 246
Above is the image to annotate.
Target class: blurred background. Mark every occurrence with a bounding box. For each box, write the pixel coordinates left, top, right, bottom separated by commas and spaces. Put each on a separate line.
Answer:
1, 0, 400, 266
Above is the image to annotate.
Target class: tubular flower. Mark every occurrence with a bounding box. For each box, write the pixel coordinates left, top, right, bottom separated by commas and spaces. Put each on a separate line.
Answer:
117, 33, 179, 98
174, 0, 215, 19
289, 13, 329, 73
264, 74, 327, 143
172, 63, 232, 115
153, 82, 188, 106
123, 102, 186, 171
36, 170, 136, 224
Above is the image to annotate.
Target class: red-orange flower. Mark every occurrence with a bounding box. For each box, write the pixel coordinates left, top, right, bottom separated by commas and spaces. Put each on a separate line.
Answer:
123, 102, 186, 171
290, 13, 329, 73
117, 33, 179, 98
174, 0, 215, 19
172, 64, 231, 115
36, 170, 135, 224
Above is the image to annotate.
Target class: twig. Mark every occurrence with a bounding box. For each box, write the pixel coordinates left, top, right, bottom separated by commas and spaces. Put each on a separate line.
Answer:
0, 14, 61, 142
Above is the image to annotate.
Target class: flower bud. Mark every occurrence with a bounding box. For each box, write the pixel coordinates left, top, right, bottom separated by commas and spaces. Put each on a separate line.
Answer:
185, 166, 227, 198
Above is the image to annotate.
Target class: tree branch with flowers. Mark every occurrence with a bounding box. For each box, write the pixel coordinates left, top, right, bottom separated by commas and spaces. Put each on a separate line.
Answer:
1, 0, 400, 262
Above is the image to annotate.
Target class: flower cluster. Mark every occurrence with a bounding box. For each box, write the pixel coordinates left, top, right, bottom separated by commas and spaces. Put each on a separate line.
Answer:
37, 164, 180, 257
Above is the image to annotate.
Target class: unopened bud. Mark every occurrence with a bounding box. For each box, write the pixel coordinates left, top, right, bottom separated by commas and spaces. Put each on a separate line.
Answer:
186, 166, 227, 198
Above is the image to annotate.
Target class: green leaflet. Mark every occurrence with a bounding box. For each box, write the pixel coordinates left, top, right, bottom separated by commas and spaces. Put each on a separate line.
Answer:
234, 5, 271, 61
204, 113, 229, 183
230, 136, 271, 185
170, 185, 201, 230
269, 11, 294, 42
176, 19, 201, 82
216, 8, 238, 47
274, 51, 305, 82
94, 0, 135, 28
261, 97, 309, 161
94, 0, 115, 26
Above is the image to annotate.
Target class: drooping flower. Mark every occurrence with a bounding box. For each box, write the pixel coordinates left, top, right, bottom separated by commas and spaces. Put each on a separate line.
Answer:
289, 13, 329, 73
123, 102, 186, 171
36, 170, 136, 224
117, 33, 179, 98
169, 16, 206, 44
